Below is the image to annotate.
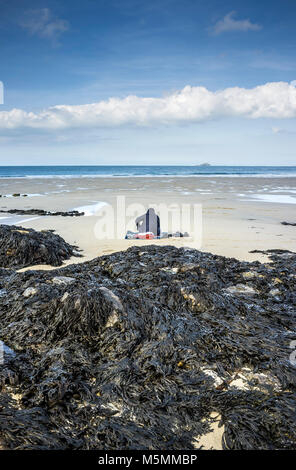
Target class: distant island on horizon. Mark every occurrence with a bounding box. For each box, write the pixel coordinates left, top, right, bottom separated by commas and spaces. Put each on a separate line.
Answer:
194, 163, 211, 167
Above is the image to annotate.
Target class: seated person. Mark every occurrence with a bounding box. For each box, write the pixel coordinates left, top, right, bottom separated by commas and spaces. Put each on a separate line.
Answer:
135, 208, 161, 236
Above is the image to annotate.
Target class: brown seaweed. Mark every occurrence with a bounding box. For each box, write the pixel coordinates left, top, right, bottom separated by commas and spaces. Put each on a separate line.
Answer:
0, 243, 295, 449
0, 224, 82, 268
0, 209, 84, 217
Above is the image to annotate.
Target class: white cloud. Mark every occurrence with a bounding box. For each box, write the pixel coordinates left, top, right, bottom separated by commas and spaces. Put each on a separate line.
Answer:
1, 81, 296, 131
212, 11, 261, 35
20, 8, 69, 41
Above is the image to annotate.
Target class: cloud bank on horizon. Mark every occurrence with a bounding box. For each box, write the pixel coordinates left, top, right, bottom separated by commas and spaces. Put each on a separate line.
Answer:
1, 81, 296, 132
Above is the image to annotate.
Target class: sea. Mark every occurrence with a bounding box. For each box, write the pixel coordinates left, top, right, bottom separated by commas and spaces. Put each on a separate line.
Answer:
0, 166, 296, 178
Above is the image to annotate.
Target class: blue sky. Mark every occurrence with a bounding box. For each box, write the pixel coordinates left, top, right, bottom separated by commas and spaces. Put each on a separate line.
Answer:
0, 0, 296, 165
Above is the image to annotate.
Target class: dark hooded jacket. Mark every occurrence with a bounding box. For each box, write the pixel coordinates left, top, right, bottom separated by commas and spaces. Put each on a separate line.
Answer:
136, 208, 160, 236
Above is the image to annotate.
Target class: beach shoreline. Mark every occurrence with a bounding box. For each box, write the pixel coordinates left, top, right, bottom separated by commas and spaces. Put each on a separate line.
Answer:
0, 175, 295, 267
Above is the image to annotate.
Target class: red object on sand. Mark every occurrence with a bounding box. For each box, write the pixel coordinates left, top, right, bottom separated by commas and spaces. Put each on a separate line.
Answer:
136, 232, 154, 240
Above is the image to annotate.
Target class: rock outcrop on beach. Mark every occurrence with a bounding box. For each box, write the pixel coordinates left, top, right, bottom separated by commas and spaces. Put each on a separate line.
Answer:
0, 209, 84, 217
0, 225, 81, 268
0, 244, 295, 450
281, 221, 296, 227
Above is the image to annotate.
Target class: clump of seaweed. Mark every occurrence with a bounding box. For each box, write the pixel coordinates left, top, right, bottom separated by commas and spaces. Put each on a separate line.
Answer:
0, 244, 295, 449
0, 224, 81, 268
0, 209, 84, 217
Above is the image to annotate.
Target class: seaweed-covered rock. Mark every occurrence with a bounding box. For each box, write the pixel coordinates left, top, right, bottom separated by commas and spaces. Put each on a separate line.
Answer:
0, 209, 84, 217
281, 222, 296, 226
0, 225, 81, 268
0, 245, 295, 450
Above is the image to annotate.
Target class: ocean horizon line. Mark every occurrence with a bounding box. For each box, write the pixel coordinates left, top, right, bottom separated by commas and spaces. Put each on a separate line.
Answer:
1, 165, 296, 179
0, 164, 296, 168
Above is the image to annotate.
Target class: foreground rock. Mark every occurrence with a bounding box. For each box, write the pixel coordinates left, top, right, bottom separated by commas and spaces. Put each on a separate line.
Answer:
0, 225, 81, 268
0, 245, 295, 450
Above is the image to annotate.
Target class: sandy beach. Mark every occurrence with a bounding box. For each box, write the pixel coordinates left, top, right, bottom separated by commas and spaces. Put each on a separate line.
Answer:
0, 175, 295, 268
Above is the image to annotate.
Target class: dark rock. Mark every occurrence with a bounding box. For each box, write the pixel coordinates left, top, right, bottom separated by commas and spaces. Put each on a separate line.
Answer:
0, 224, 82, 268
0, 209, 84, 217
0, 245, 295, 450
281, 222, 296, 227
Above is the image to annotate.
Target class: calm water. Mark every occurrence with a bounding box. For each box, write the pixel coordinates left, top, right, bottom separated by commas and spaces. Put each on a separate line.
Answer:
0, 166, 296, 178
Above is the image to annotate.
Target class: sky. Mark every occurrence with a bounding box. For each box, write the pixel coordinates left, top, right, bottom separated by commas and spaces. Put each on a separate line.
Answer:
0, 0, 296, 165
